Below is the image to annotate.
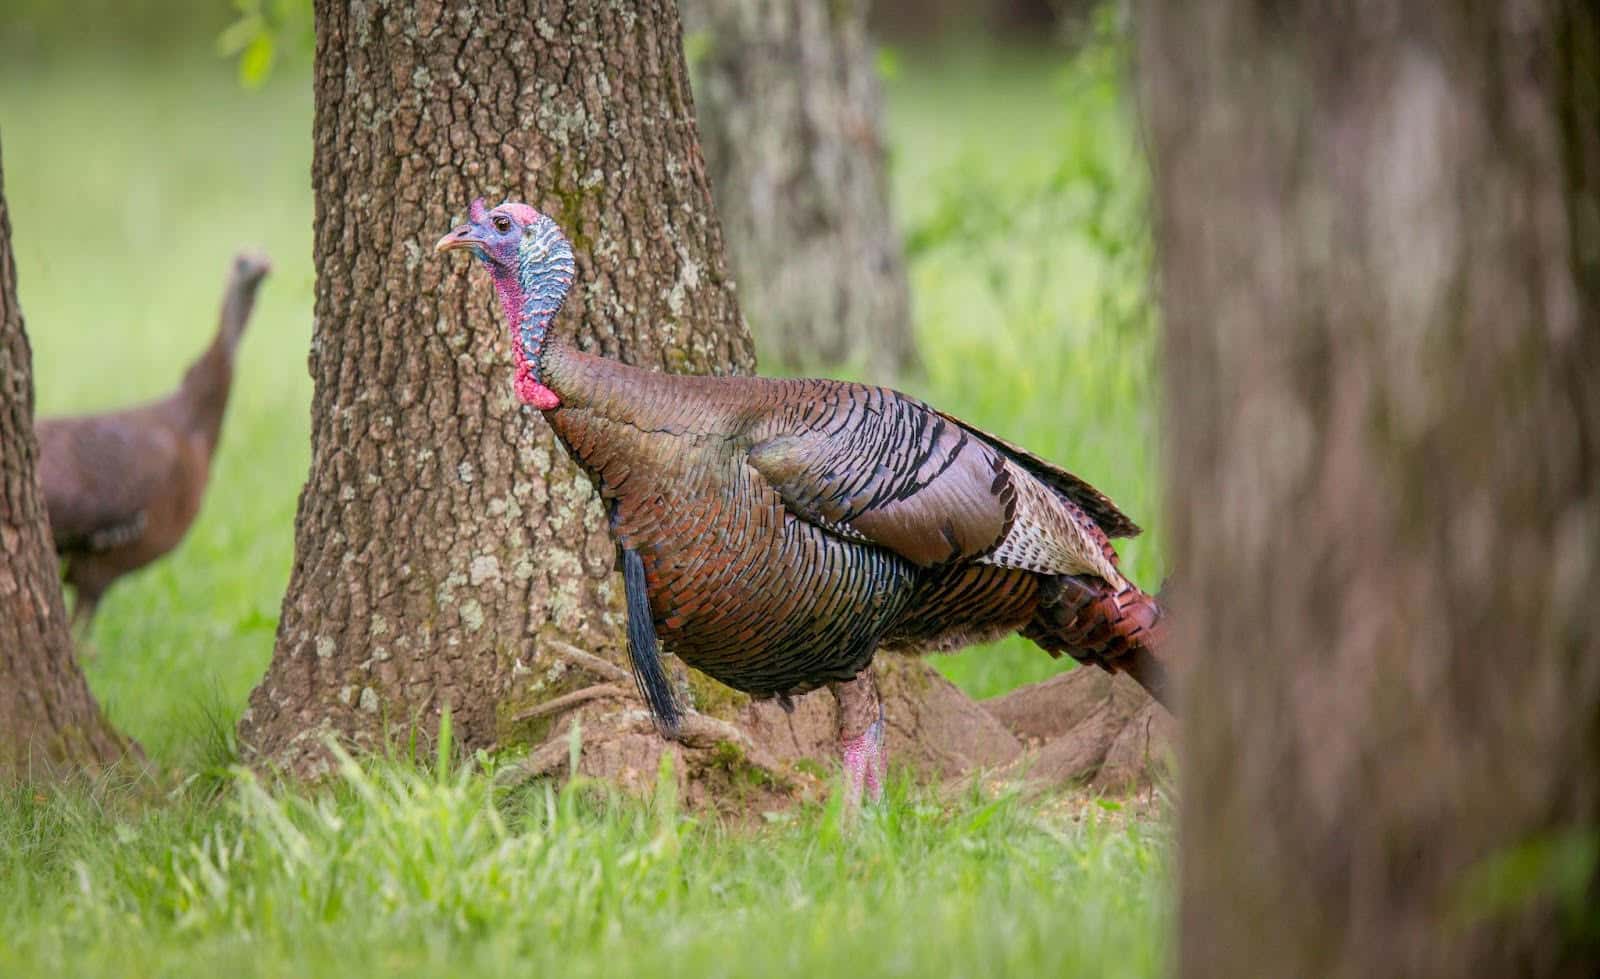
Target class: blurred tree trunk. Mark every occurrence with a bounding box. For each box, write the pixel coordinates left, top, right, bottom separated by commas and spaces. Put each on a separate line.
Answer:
238, 0, 757, 773
0, 135, 130, 775
1143, 2, 1600, 977
685, 0, 920, 378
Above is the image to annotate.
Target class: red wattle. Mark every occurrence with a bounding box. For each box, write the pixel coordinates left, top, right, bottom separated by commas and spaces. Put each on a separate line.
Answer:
514, 363, 561, 410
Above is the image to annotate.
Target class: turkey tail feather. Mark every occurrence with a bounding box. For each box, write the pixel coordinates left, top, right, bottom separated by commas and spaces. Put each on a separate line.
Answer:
1025, 575, 1174, 710
622, 547, 680, 736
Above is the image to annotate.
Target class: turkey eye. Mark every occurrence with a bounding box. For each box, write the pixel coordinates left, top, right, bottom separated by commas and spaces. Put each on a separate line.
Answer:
491, 215, 512, 233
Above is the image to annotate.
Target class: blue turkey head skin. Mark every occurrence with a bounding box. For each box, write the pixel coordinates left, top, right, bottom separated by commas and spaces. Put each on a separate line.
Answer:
435, 197, 523, 275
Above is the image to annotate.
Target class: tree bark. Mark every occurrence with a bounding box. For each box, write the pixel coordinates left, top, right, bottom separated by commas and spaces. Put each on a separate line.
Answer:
1142, 2, 1600, 976
685, 0, 920, 378
0, 133, 129, 776
239, 0, 758, 773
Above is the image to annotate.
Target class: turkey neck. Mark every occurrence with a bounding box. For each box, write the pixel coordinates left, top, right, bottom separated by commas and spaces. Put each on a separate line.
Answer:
526, 337, 748, 495
177, 269, 263, 451
536, 338, 695, 435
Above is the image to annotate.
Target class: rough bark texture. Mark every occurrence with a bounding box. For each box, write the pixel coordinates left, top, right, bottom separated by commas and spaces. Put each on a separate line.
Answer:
685, 0, 920, 378
240, 0, 758, 774
1141, 2, 1600, 976
0, 134, 129, 776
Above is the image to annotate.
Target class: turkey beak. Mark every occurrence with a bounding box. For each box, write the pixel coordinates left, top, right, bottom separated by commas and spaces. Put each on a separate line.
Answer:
434, 225, 481, 254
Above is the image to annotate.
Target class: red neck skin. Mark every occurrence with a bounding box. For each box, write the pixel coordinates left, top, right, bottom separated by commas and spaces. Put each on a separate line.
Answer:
492, 270, 561, 410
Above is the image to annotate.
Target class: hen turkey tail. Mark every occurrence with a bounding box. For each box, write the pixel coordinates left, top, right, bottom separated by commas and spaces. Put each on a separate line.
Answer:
1024, 575, 1174, 710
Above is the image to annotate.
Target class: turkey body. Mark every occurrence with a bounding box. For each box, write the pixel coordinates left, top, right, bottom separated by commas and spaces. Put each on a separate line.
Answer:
38, 252, 270, 627
41, 401, 216, 608
541, 341, 1164, 702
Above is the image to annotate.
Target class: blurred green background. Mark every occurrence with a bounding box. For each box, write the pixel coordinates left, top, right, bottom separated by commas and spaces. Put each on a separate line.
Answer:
0, 1, 1159, 770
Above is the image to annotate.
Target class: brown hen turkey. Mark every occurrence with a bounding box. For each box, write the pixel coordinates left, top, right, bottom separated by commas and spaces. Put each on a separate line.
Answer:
437, 199, 1167, 801
39, 252, 270, 630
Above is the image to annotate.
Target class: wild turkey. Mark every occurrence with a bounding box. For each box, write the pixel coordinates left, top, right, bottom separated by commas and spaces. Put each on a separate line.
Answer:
38, 252, 271, 630
437, 200, 1168, 801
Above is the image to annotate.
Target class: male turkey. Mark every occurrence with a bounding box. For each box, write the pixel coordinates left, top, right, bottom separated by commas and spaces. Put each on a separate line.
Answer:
39, 252, 271, 630
437, 200, 1168, 801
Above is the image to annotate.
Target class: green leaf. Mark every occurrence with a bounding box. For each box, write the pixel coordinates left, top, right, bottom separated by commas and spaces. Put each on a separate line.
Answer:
216, 14, 261, 58
875, 45, 901, 82
1451, 830, 1600, 932
681, 28, 713, 72
237, 33, 275, 89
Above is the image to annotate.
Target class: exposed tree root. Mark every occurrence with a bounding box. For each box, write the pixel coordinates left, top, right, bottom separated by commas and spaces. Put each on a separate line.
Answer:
981, 667, 1175, 793
499, 652, 1173, 816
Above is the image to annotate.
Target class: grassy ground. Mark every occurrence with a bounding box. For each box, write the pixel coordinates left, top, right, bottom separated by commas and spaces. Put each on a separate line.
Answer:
0, 35, 1168, 979
1, 749, 1170, 979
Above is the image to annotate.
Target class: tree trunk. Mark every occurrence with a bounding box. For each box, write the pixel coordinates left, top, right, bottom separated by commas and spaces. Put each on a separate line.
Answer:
1141, 2, 1600, 976
239, 0, 757, 774
0, 134, 129, 775
685, 0, 920, 378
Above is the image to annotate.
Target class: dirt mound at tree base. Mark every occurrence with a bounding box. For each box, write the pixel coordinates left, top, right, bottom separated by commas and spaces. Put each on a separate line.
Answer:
505, 653, 1172, 814
983, 667, 1175, 792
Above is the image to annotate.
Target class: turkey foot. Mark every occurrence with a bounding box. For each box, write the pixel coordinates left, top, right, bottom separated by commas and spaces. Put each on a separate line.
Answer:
832, 668, 885, 805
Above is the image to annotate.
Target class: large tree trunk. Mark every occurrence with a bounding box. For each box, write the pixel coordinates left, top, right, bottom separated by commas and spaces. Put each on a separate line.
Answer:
239, 0, 757, 773
0, 134, 129, 775
1142, 2, 1600, 976
685, 0, 920, 378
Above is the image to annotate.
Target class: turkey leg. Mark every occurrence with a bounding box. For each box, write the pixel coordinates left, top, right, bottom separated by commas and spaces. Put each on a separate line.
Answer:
69, 583, 105, 656
830, 667, 885, 804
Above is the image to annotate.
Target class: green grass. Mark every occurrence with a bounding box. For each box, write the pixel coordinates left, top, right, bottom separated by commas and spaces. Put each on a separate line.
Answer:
0, 750, 1170, 979
0, 33, 1168, 979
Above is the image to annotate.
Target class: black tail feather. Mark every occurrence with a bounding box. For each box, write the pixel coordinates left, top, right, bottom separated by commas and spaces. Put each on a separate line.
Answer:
622, 547, 680, 737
